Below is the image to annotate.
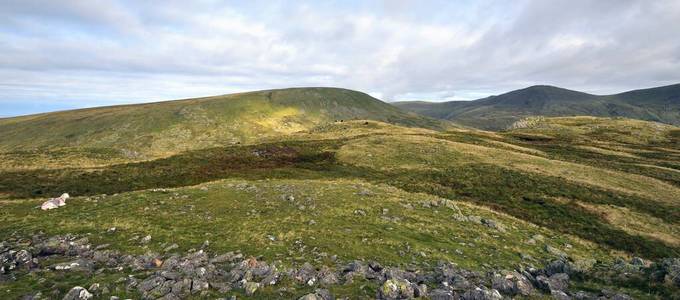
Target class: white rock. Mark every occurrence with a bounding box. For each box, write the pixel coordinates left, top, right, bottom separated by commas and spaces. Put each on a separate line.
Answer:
63, 286, 93, 300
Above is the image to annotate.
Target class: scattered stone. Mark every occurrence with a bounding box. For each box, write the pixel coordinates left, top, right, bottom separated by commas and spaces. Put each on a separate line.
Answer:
481, 218, 506, 232
53, 259, 94, 273
611, 293, 633, 300
62, 286, 93, 300
298, 288, 333, 300
658, 258, 680, 287
378, 278, 414, 299
452, 214, 468, 222
570, 258, 596, 273
356, 189, 373, 196
492, 271, 533, 296
545, 245, 568, 258
545, 259, 571, 276
141, 235, 152, 244
164, 244, 179, 252
631, 257, 645, 266
414, 284, 428, 298
551, 290, 572, 300
244, 281, 259, 296
461, 287, 502, 300
571, 291, 594, 300
430, 288, 455, 300
537, 273, 569, 292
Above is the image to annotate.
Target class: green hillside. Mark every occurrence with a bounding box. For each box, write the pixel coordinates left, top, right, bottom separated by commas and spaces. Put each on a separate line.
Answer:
394, 83, 680, 130
0, 87, 445, 159
1, 93, 679, 298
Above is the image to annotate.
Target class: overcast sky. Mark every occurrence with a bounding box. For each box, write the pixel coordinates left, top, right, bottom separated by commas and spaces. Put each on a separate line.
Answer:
1, 0, 679, 117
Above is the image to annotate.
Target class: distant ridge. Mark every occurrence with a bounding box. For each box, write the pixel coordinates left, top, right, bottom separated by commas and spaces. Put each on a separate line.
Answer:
394, 83, 680, 130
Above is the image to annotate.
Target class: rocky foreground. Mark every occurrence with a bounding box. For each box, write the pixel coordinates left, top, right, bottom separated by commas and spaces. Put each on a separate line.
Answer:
2, 234, 679, 299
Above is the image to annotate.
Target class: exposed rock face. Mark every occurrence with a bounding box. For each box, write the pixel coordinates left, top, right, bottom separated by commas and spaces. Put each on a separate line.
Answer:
1, 234, 668, 300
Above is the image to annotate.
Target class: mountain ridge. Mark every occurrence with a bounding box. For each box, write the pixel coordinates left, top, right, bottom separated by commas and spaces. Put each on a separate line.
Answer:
394, 83, 680, 130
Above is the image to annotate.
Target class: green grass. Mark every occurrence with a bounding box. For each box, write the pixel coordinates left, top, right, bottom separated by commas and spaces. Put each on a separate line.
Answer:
380, 164, 679, 258
0, 88, 448, 158
1, 178, 596, 269
1, 121, 679, 259
0, 178, 608, 299
1, 116, 680, 298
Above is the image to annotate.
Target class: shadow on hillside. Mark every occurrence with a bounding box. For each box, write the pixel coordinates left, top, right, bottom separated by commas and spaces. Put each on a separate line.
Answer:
0, 139, 678, 259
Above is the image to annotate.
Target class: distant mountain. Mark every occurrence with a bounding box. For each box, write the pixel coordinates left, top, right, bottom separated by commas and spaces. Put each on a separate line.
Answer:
0, 87, 446, 157
394, 83, 680, 130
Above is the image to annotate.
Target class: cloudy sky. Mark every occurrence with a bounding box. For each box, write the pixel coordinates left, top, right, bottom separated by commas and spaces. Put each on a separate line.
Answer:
1, 0, 679, 116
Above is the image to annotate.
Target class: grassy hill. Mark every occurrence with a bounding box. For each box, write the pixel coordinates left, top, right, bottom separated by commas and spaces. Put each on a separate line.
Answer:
0, 87, 445, 161
1, 90, 679, 299
394, 83, 680, 130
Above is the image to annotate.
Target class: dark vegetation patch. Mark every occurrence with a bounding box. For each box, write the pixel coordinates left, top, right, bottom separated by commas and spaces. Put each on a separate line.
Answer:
383, 164, 679, 259
518, 143, 680, 187
0, 140, 348, 199
506, 132, 556, 142
485, 131, 680, 187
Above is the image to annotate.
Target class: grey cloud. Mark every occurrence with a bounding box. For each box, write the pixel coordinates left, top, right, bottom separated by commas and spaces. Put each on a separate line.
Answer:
1, 0, 679, 116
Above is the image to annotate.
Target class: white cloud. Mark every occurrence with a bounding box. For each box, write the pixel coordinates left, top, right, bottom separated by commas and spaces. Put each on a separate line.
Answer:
1, 0, 679, 116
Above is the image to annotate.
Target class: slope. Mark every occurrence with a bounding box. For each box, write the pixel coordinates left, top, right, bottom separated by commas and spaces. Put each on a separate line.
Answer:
394, 83, 680, 130
1, 118, 679, 298
0, 87, 446, 159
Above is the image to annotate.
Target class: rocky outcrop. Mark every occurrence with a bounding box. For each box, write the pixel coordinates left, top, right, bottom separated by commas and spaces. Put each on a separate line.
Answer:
2, 234, 671, 299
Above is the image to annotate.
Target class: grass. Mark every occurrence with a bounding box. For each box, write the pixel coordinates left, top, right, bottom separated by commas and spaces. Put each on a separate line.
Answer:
0, 178, 608, 299
1, 120, 678, 260
575, 202, 680, 247
338, 133, 680, 204
0, 88, 447, 158
1, 116, 680, 298
1, 178, 599, 269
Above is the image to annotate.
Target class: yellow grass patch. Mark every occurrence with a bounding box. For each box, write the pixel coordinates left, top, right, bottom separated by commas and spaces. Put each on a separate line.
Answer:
574, 145, 640, 158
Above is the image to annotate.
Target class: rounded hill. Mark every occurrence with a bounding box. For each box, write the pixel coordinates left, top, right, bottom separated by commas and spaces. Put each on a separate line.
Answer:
0, 87, 446, 157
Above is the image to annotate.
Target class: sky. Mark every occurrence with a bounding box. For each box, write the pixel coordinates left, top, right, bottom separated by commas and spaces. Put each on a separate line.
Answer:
1, 0, 680, 117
